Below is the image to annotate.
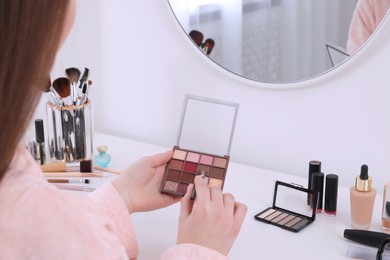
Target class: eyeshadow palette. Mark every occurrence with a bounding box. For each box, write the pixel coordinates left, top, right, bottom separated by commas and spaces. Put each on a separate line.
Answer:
254, 181, 319, 233
160, 94, 239, 197
161, 146, 229, 196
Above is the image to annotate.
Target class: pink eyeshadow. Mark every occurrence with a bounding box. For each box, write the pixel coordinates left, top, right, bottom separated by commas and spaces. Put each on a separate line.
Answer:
187, 152, 200, 163
199, 154, 213, 165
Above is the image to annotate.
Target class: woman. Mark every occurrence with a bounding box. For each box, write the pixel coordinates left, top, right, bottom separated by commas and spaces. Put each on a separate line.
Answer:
0, 1, 247, 259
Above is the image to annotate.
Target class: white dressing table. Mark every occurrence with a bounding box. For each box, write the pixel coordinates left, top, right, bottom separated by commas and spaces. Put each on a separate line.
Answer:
89, 132, 384, 259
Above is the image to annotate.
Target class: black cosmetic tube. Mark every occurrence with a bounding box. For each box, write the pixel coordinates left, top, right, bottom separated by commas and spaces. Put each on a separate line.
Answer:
307, 160, 321, 205
344, 229, 390, 248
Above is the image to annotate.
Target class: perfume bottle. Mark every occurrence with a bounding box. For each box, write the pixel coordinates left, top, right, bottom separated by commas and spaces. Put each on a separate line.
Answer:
350, 164, 376, 229
94, 145, 111, 168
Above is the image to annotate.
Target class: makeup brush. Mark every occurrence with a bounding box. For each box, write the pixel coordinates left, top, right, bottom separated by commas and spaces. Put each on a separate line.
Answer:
54, 184, 95, 192
78, 67, 89, 89
189, 30, 204, 47
52, 77, 71, 105
47, 178, 90, 184
65, 67, 81, 105
43, 78, 62, 106
201, 38, 215, 55
41, 160, 93, 173
94, 165, 122, 175
43, 171, 103, 178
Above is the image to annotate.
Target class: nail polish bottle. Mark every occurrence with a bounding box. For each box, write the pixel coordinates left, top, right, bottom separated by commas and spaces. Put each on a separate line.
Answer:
350, 164, 376, 229
94, 145, 111, 168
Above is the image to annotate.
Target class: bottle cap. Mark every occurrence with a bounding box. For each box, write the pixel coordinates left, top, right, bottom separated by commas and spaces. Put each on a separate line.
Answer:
355, 164, 372, 192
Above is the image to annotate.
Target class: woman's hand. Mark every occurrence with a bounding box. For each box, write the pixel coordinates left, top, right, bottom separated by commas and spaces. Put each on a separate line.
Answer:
177, 175, 247, 255
111, 150, 180, 214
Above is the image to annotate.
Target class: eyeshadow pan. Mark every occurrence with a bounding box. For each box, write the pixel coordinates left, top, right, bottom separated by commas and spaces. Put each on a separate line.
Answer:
173, 150, 187, 160
187, 152, 200, 163
209, 178, 223, 188
291, 219, 309, 230
200, 154, 214, 165
284, 217, 302, 228
213, 157, 227, 168
181, 172, 195, 183
164, 180, 179, 192
210, 167, 225, 179
184, 162, 197, 173
177, 183, 189, 194
277, 214, 295, 225
197, 165, 211, 175
167, 169, 181, 181
271, 212, 288, 223
265, 210, 282, 221
169, 160, 183, 171
258, 208, 275, 219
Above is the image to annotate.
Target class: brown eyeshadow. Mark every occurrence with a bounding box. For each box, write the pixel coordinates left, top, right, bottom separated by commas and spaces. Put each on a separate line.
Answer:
284, 217, 302, 228
197, 164, 211, 175
169, 159, 183, 171
167, 169, 181, 181
210, 167, 225, 179
265, 210, 282, 221
181, 172, 195, 183
278, 214, 295, 225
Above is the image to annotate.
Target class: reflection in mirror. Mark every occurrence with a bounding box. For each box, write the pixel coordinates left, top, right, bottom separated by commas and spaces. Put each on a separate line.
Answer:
168, 0, 386, 84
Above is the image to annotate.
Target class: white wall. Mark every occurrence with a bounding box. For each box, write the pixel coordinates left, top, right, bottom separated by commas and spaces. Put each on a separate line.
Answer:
47, 1, 390, 191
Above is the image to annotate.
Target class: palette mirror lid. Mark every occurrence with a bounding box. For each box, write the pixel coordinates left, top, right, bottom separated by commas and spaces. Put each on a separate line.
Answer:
273, 181, 318, 221
176, 94, 239, 156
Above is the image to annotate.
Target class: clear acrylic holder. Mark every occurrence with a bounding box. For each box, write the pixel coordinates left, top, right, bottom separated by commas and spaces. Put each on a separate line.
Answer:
46, 101, 94, 162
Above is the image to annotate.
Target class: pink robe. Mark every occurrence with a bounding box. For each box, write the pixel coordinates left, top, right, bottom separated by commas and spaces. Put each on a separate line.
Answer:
0, 146, 226, 259
347, 0, 390, 53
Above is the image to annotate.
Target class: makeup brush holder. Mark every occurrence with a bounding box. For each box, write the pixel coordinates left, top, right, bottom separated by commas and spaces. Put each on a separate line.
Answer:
46, 101, 94, 162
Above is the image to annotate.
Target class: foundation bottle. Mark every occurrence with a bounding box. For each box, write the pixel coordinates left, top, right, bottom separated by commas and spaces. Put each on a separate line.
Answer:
382, 183, 390, 229
350, 164, 376, 229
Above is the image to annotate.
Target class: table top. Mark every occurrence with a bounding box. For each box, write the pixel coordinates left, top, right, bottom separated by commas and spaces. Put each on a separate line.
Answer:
89, 132, 386, 259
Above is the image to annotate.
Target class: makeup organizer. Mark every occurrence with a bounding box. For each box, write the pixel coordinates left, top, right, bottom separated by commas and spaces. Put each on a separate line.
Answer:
45, 67, 94, 162
161, 94, 239, 196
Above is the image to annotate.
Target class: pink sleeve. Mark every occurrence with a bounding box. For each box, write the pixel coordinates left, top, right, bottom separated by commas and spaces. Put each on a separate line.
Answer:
162, 243, 228, 260
347, 0, 390, 54
88, 182, 138, 259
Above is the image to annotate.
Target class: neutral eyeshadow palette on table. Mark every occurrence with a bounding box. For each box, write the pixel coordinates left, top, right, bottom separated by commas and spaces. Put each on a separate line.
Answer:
160, 94, 239, 196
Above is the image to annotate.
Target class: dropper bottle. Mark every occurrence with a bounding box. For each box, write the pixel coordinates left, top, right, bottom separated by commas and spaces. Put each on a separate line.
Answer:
350, 164, 376, 229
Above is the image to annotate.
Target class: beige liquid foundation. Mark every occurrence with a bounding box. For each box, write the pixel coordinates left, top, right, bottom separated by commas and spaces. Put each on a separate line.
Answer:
350, 164, 376, 229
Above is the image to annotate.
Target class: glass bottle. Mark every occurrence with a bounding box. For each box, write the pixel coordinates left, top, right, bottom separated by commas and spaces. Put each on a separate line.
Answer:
94, 145, 111, 168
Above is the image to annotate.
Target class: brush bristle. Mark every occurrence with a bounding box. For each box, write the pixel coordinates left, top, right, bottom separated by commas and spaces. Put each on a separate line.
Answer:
80, 160, 92, 173
65, 67, 81, 84
53, 77, 71, 98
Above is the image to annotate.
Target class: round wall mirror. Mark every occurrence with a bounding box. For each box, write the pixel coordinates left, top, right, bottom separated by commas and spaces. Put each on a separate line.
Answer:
168, 0, 389, 84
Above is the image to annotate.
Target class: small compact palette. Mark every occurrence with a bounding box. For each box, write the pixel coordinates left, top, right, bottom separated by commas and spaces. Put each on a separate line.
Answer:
254, 181, 319, 233
161, 94, 239, 197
